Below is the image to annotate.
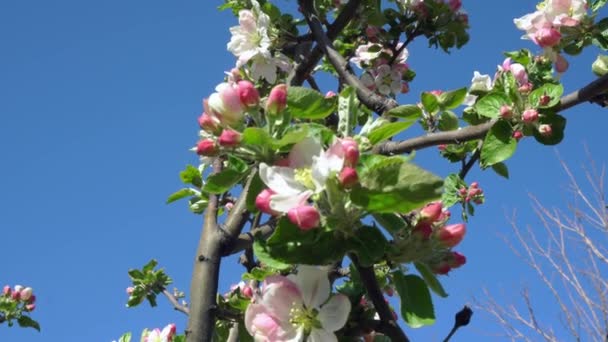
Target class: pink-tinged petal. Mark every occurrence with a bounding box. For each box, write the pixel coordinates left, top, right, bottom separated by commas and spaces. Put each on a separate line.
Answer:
245, 303, 296, 341
259, 164, 306, 196
269, 190, 312, 213
288, 137, 323, 169
290, 265, 330, 309
318, 294, 351, 332
307, 329, 338, 342
262, 276, 304, 319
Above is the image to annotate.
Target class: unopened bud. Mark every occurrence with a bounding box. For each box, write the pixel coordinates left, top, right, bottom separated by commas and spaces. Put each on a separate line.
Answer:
412, 222, 433, 240
512, 130, 524, 141
420, 202, 443, 222
341, 138, 360, 166
196, 139, 219, 156
126, 287, 135, 295
518, 83, 532, 93
25, 304, 36, 312
539, 94, 551, 106
19, 287, 33, 302
522, 109, 539, 123
339, 167, 358, 188
237, 80, 260, 108
242, 286, 253, 298
325, 90, 337, 98
287, 205, 320, 231
218, 129, 242, 147
500, 105, 513, 118
438, 144, 447, 151
266, 84, 288, 116
432, 262, 451, 275
27, 294, 36, 304
198, 113, 221, 135
255, 189, 277, 215
436, 223, 466, 247
2, 285, 10, 296
448, 251, 467, 268
538, 124, 552, 137
534, 27, 561, 48
11, 291, 20, 301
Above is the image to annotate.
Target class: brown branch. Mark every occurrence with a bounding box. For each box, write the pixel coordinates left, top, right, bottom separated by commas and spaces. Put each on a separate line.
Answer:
186, 158, 222, 342
300, 0, 398, 114
350, 253, 410, 342
374, 73, 608, 155
291, 0, 362, 86
459, 141, 483, 179
222, 218, 277, 256
162, 289, 189, 316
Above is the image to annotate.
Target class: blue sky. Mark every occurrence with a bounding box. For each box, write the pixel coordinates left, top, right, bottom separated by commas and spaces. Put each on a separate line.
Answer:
1, 0, 607, 341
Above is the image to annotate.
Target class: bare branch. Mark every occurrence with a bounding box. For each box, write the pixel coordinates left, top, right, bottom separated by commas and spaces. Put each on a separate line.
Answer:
162, 289, 189, 316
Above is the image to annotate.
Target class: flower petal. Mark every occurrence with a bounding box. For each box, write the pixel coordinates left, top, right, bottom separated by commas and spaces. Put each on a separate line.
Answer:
259, 164, 306, 196
310, 141, 343, 192
262, 276, 303, 319
318, 294, 351, 332
269, 190, 312, 213
307, 328, 337, 342
245, 303, 295, 341
288, 137, 322, 169
289, 265, 330, 309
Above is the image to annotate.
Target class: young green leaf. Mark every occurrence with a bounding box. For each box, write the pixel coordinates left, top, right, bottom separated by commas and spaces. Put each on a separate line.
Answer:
287, 87, 336, 120
421, 92, 439, 114
393, 272, 436, 328
385, 105, 423, 119
180, 165, 202, 188
414, 262, 449, 298
166, 188, 199, 204
438, 87, 468, 109
368, 121, 416, 145
202, 156, 250, 194
337, 86, 358, 137
481, 120, 517, 167
475, 92, 510, 118
491, 162, 509, 179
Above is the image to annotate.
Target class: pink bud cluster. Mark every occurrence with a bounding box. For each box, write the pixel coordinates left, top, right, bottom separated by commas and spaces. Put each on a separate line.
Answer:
458, 181, 484, 204
2, 285, 36, 312
430, 251, 467, 275
226, 281, 253, 299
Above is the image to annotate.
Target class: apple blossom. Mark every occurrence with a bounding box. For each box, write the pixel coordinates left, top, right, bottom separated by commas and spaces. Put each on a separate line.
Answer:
469, 71, 492, 94
448, 251, 467, 268
255, 188, 278, 215
436, 223, 466, 247
538, 124, 553, 136
522, 108, 540, 123
258, 137, 345, 214
196, 139, 219, 156
218, 129, 242, 147
237, 80, 260, 108
340, 138, 359, 166
19, 287, 33, 302
288, 205, 321, 230
500, 105, 513, 118
555, 53, 569, 73
143, 323, 177, 342
413, 222, 433, 240
208, 82, 245, 127
338, 167, 358, 188
198, 112, 221, 135
245, 265, 351, 341
513, 130, 524, 141
25, 304, 36, 312
266, 84, 288, 116
419, 202, 443, 222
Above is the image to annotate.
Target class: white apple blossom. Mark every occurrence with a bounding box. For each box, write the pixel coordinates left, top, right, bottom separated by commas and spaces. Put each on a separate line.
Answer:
259, 137, 344, 213
142, 324, 176, 342
245, 265, 351, 342
226, 0, 291, 83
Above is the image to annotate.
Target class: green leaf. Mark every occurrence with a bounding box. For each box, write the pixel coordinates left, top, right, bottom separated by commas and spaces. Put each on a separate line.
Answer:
180, 165, 202, 188
287, 87, 336, 119
393, 272, 435, 328
414, 262, 448, 298
242, 127, 273, 150
491, 162, 509, 179
481, 120, 517, 167
203, 156, 250, 194
17, 316, 41, 331
533, 114, 566, 145
189, 196, 209, 214
528, 83, 563, 108
475, 92, 510, 118
142, 259, 158, 273
592, 0, 608, 13
368, 121, 416, 145
441, 173, 466, 208
504, 49, 531, 66
118, 332, 132, 342
274, 124, 310, 149
128, 269, 145, 280
438, 87, 468, 109
167, 188, 198, 204
385, 105, 423, 119
337, 86, 358, 137
253, 239, 292, 270
438, 111, 459, 131
421, 92, 439, 114
347, 225, 389, 266
373, 213, 408, 234
351, 156, 443, 213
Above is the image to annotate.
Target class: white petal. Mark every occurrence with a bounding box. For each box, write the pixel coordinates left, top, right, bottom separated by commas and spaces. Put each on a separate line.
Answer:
307, 329, 337, 342
270, 190, 312, 213
288, 137, 322, 169
262, 276, 303, 319
318, 294, 351, 332
259, 164, 305, 196
291, 265, 330, 309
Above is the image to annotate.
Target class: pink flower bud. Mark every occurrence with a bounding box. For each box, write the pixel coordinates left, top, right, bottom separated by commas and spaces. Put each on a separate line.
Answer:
458, 13, 469, 25
539, 94, 551, 106
430, 90, 443, 96
325, 91, 337, 98
538, 124, 552, 137
339, 167, 358, 188
209, 83, 245, 126
237, 80, 260, 108
436, 223, 466, 247
287, 205, 320, 231
225, 202, 234, 211
14, 285, 23, 293
126, 287, 135, 295
501, 58, 512, 72
255, 189, 278, 215
25, 304, 36, 312
522, 109, 539, 123
432, 262, 452, 275
229, 68, 242, 82
420, 202, 443, 222
459, 187, 468, 196
266, 84, 288, 116
534, 27, 561, 48
468, 187, 482, 197
470, 182, 479, 188
218, 129, 242, 147
2, 285, 10, 296
242, 286, 253, 298
11, 291, 20, 301
19, 287, 33, 302
512, 130, 524, 141
448, 251, 467, 268
412, 222, 433, 240
438, 144, 447, 151
27, 294, 36, 304
274, 158, 290, 167
518, 82, 533, 93
500, 105, 512, 118
196, 139, 219, 156
509, 63, 528, 85
198, 113, 221, 135
448, 0, 462, 11
437, 209, 451, 221
340, 138, 359, 166
555, 54, 569, 73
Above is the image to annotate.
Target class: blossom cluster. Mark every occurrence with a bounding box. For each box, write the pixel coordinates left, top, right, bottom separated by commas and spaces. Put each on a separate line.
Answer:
1, 285, 36, 313
352, 41, 410, 96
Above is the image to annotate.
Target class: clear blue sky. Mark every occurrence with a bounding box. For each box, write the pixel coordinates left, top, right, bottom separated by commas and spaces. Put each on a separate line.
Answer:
1, 1, 607, 341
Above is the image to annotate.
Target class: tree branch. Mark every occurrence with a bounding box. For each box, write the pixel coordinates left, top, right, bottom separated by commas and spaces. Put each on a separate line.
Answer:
350, 254, 410, 342
291, 0, 362, 86
186, 158, 222, 342
222, 218, 277, 257
162, 289, 190, 316
300, 0, 397, 114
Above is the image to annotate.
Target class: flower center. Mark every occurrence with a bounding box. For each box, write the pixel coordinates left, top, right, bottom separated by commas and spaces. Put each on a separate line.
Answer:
289, 305, 322, 335
294, 168, 316, 190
